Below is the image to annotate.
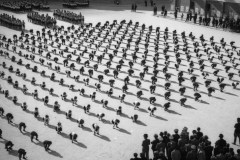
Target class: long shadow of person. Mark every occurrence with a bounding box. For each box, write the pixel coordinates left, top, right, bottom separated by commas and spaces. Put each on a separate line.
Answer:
166, 109, 181, 115
138, 108, 148, 113
136, 120, 147, 126
82, 126, 92, 132
48, 149, 63, 158
154, 115, 168, 121
8, 149, 19, 157
120, 113, 131, 119
117, 128, 131, 135
33, 140, 44, 147
183, 104, 196, 110
22, 131, 31, 137
73, 141, 87, 149
0, 138, 8, 144
47, 124, 56, 130
97, 134, 111, 142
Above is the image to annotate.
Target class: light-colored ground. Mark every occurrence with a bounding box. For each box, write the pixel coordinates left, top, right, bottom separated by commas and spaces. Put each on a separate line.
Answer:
0, 2, 240, 160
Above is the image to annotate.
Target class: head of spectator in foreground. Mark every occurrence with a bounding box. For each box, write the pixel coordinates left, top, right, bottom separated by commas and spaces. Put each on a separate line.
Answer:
133, 153, 138, 158
174, 129, 178, 133
219, 134, 224, 139
143, 134, 148, 139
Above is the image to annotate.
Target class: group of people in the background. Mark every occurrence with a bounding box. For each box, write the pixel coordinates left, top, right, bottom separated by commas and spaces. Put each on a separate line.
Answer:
182, 10, 240, 33
53, 9, 84, 25
0, 0, 49, 12
0, 13, 25, 31
131, 118, 240, 160
27, 12, 57, 28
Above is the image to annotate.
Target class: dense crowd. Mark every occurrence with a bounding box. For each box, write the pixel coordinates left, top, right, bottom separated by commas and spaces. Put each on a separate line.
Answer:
27, 12, 57, 28
0, 0, 49, 12
53, 9, 84, 24
131, 119, 240, 160
172, 10, 240, 33
62, 0, 89, 8
185, 12, 240, 33
0, 13, 25, 31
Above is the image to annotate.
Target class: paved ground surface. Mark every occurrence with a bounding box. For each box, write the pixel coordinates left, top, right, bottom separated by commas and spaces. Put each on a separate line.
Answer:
0, 1, 240, 160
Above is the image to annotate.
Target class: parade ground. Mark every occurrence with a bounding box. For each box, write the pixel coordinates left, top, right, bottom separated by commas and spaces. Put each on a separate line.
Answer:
0, 1, 240, 160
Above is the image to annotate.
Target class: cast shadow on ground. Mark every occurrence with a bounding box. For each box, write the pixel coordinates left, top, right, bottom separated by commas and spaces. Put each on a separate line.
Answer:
224, 91, 238, 97
211, 96, 225, 100
22, 131, 31, 137
73, 141, 87, 149
166, 109, 181, 115
183, 104, 196, 110
200, 100, 210, 105
138, 108, 148, 113
82, 126, 92, 132
8, 149, 19, 157
136, 120, 147, 126
96, 134, 111, 142
48, 149, 64, 158
154, 115, 168, 121
123, 101, 134, 106
120, 113, 131, 119
117, 128, 131, 135
153, 103, 162, 107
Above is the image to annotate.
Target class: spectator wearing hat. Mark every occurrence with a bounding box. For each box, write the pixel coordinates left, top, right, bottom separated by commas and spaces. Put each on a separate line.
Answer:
156, 136, 166, 155
196, 127, 203, 140
186, 145, 197, 160
214, 134, 226, 156
204, 141, 213, 160
167, 135, 177, 160
178, 128, 189, 160
151, 134, 160, 155
181, 127, 189, 143
131, 153, 140, 160
233, 118, 240, 145
173, 129, 180, 143
190, 134, 199, 147
142, 134, 150, 160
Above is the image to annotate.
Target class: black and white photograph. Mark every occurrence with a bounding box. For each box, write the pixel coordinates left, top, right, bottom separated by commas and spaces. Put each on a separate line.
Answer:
0, 0, 240, 160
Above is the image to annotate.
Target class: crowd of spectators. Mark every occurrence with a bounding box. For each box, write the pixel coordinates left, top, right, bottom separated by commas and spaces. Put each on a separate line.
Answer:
27, 12, 56, 28
53, 9, 84, 24
131, 118, 240, 160
173, 10, 240, 33
0, 0, 49, 12
62, 0, 89, 8
0, 13, 25, 31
